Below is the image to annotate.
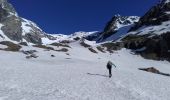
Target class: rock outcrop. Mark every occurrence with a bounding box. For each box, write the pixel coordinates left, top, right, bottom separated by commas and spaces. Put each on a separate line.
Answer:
0, 0, 48, 44
121, 0, 170, 61
130, 0, 170, 31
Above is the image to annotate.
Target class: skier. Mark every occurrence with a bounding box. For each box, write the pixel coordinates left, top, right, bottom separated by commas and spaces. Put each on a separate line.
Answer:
107, 61, 116, 78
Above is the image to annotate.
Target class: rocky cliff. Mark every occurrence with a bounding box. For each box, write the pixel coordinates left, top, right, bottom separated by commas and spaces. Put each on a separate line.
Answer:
122, 0, 170, 61
0, 0, 47, 44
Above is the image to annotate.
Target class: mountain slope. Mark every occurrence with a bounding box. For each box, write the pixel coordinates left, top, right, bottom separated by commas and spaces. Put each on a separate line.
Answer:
92, 15, 139, 42
0, 0, 48, 44
129, 0, 170, 34
120, 0, 170, 61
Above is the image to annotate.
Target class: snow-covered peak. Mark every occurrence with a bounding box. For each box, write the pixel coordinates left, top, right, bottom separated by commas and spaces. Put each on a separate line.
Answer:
94, 15, 140, 43
103, 15, 139, 34
117, 16, 139, 25
117, 16, 139, 28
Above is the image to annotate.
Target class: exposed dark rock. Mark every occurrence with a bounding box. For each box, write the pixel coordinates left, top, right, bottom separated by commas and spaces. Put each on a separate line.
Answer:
139, 67, 170, 77
129, 0, 170, 32
88, 48, 98, 53
122, 32, 170, 61
139, 67, 160, 73
96, 46, 105, 53
21, 50, 37, 55
21, 18, 46, 44
1, 15, 22, 41
50, 42, 70, 48
44, 34, 56, 40
33, 45, 54, 50
59, 40, 71, 44
26, 54, 38, 59
0, 0, 47, 44
56, 48, 68, 52
101, 42, 124, 53
51, 55, 55, 57
74, 37, 81, 41
24, 33, 42, 44
66, 53, 70, 56
122, 34, 149, 50
0, 5, 8, 22
0, 34, 4, 38
80, 41, 91, 48
0, 0, 16, 14
19, 42, 28, 46
0, 0, 23, 42
0, 41, 21, 51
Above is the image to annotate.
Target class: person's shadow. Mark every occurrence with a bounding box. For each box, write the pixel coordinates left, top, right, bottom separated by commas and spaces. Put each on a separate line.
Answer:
87, 73, 109, 78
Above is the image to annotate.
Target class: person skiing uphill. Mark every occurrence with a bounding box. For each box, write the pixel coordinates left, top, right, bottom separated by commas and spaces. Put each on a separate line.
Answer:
107, 61, 116, 78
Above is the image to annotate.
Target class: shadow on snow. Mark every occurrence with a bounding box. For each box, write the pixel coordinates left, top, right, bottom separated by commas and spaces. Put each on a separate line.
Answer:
87, 73, 109, 78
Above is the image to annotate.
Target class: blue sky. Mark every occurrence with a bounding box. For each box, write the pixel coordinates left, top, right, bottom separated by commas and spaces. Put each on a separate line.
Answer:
9, 0, 158, 34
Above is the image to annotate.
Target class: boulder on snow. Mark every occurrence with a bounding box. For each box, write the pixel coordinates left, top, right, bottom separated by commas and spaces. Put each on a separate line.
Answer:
139, 67, 160, 73
51, 55, 55, 57
88, 47, 98, 54
56, 48, 68, 52
139, 67, 170, 77
26, 54, 38, 59
21, 50, 37, 55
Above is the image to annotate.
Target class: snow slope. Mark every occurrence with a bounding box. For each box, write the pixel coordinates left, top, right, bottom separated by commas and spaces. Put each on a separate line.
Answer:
21, 18, 44, 36
0, 42, 170, 100
103, 25, 134, 42
128, 20, 170, 36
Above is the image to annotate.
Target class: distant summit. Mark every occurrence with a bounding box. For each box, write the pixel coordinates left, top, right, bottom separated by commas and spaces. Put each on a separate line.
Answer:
89, 15, 139, 42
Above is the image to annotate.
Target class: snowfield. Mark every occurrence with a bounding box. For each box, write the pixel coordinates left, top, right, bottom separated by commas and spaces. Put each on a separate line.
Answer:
0, 42, 170, 100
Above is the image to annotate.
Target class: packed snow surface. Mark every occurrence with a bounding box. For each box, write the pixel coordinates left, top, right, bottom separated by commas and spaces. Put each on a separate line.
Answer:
0, 42, 170, 100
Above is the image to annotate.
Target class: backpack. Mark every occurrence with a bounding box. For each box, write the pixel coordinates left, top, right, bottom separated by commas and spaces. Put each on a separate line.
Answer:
107, 62, 112, 69
107, 61, 116, 69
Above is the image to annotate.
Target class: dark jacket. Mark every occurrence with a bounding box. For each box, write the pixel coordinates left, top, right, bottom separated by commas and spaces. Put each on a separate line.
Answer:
107, 61, 116, 69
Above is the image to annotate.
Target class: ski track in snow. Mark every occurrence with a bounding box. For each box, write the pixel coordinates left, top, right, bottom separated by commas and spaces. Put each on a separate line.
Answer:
0, 43, 170, 100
